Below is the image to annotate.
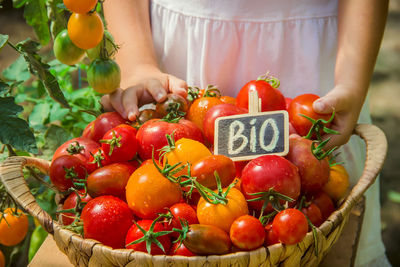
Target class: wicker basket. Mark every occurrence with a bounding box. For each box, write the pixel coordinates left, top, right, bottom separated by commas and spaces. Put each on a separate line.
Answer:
0, 124, 387, 267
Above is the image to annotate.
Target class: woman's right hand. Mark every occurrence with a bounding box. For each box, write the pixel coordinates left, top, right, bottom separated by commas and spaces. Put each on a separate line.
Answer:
101, 65, 187, 121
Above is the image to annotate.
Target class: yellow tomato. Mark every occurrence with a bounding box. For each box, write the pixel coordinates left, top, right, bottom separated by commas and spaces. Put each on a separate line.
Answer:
0, 208, 29, 246
322, 165, 350, 201
67, 12, 104, 50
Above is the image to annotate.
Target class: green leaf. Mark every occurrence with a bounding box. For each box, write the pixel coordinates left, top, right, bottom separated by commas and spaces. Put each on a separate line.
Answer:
388, 190, 400, 204
29, 102, 50, 126
2, 55, 31, 82
0, 34, 8, 50
0, 97, 38, 153
49, 102, 69, 122
40, 124, 72, 160
15, 39, 71, 108
0, 81, 9, 95
13, 0, 29, 8
23, 0, 50, 45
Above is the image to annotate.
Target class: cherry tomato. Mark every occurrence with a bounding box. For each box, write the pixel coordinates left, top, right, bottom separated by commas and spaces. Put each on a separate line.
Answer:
285, 134, 330, 192
125, 220, 171, 255
285, 97, 292, 110
67, 12, 104, 50
100, 124, 138, 163
197, 188, 248, 233
0, 208, 29, 246
87, 59, 121, 94
53, 29, 84, 65
186, 96, 223, 132
136, 118, 203, 161
155, 94, 189, 118
52, 137, 99, 163
203, 103, 247, 145
61, 189, 93, 225
87, 163, 136, 199
237, 79, 286, 112
126, 164, 182, 219
309, 192, 335, 221
234, 160, 248, 178
264, 223, 279, 246
230, 215, 265, 251
81, 195, 133, 249
63, 0, 97, 14
183, 224, 231, 255
220, 95, 237, 105
86, 147, 111, 173
191, 155, 236, 189
136, 109, 161, 125
287, 94, 332, 137
323, 164, 350, 201
167, 203, 198, 230
82, 112, 127, 143
49, 155, 87, 191
272, 208, 308, 245
241, 155, 301, 212
301, 203, 323, 227
170, 242, 196, 256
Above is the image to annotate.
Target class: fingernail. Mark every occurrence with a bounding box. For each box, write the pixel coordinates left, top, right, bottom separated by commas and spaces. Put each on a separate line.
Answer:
313, 101, 325, 111
156, 92, 166, 101
128, 111, 136, 121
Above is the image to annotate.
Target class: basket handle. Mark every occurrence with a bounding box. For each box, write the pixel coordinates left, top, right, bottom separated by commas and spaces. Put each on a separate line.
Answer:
0, 156, 55, 234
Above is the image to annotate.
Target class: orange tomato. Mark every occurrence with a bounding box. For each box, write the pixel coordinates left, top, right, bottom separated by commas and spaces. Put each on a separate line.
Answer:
67, 12, 104, 50
0, 208, 29, 246
197, 188, 248, 232
162, 138, 212, 177
0, 249, 4, 267
322, 165, 350, 201
125, 164, 182, 219
220, 95, 237, 105
63, 0, 97, 14
186, 97, 223, 132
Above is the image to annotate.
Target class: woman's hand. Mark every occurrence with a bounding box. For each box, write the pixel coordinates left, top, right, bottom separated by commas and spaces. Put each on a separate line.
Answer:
312, 85, 365, 149
101, 65, 187, 121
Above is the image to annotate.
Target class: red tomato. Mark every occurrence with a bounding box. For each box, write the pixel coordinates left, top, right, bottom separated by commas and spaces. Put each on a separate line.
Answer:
237, 80, 286, 112
87, 163, 136, 199
241, 155, 301, 212
229, 215, 265, 251
86, 148, 111, 173
82, 112, 126, 143
203, 103, 247, 145
234, 160, 249, 178
167, 203, 198, 230
136, 118, 203, 161
287, 94, 332, 137
100, 124, 138, 163
272, 208, 308, 245
264, 223, 279, 246
285, 97, 292, 110
125, 220, 171, 255
61, 189, 93, 225
285, 135, 330, 193
52, 137, 99, 163
301, 203, 323, 228
49, 155, 87, 191
170, 242, 196, 256
309, 192, 335, 221
81, 196, 133, 249
191, 155, 236, 189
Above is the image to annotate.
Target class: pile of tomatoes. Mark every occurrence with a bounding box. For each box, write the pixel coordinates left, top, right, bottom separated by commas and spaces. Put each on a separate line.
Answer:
50, 75, 349, 256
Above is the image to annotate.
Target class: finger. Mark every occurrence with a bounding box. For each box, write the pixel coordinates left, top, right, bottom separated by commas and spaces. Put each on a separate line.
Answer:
145, 78, 167, 102
168, 76, 188, 98
100, 95, 114, 111
121, 86, 141, 121
313, 91, 348, 115
109, 88, 128, 119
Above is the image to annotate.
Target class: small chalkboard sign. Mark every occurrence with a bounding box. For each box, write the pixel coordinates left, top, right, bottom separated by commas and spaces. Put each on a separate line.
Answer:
214, 91, 289, 161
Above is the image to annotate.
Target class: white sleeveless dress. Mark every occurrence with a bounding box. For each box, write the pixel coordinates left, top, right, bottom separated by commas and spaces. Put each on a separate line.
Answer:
149, 0, 386, 265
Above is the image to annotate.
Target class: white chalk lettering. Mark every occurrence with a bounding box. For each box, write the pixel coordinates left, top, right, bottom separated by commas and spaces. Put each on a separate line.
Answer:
228, 120, 248, 155
249, 118, 257, 152
259, 119, 279, 152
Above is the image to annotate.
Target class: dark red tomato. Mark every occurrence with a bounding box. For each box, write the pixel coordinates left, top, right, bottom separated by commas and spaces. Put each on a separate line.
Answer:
301, 203, 323, 227
234, 160, 248, 178
203, 103, 247, 145
125, 220, 171, 255
272, 208, 308, 245
170, 242, 196, 256
86, 148, 111, 173
136, 118, 203, 161
82, 112, 127, 143
156, 94, 189, 118
167, 203, 198, 230
264, 223, 279, 246
100, 124, 138, 163
241, 155, 301, 212
87, 163, 136, 199
52, 137, 99, 163
136, 109, 161, 125
61, 189, 92, 225
191, 155, 236, 189
309, 192, 335, 221
81, 195, 133, 249
287, 94, 332, 137
183, 224, 231, 255
49, 155, 87, 192
285, 134, 329, 193
237, 80, 286, 112
229, 215, 265, 251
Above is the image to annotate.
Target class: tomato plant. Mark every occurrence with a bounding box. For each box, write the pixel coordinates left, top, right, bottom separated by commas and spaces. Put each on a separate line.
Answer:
87, 59, 121, 94
81, 196, 133, 249
53, 29, 84, 66
67, 12, 104, 50
0, 208, 29, 246
229, 215, 265, 250
49, 155, 87, 191
272, 208, 308, 245
63, 0, 98, 14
